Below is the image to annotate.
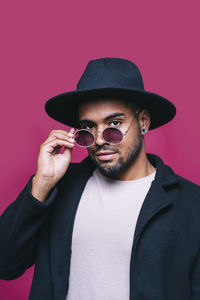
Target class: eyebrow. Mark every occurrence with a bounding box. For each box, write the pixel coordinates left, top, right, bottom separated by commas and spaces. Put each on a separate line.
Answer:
79, 113, 126, 125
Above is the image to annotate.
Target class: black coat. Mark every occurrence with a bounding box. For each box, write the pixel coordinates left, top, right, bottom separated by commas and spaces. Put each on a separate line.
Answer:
0, 154, 200, 300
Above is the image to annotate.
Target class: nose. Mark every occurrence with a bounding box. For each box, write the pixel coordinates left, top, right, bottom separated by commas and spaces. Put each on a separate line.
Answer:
95, 131, 106, 146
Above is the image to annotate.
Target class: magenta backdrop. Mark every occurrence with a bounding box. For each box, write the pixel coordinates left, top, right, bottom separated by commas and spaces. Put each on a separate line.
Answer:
0, 0, 200, 299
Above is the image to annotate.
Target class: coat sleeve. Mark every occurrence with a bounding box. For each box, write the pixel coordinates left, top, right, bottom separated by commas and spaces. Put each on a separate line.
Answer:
0, 175, 57, 280
191, 250, 200, 299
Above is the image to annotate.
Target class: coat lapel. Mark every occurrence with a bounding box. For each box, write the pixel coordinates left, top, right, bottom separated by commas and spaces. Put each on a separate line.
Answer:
134, 180, 173, 242
129, 154, 181, 299
134, 154, 180, 242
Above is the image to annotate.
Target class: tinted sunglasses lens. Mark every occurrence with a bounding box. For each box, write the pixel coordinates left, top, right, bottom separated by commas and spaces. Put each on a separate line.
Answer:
74, 130, 94, 147
103, 127, 123, 144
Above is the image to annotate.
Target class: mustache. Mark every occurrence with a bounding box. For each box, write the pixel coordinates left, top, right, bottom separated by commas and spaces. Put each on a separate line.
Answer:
91, 145, 120, 155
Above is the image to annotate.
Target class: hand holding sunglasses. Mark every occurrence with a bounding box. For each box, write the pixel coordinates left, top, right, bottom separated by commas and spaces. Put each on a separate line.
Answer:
31, 128, 75, 202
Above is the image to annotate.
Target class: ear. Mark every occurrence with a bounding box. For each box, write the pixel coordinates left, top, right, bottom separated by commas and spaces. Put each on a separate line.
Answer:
138, 109, 151, 134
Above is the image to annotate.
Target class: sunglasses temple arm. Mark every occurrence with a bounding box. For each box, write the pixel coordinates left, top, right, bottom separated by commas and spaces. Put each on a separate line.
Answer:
124, 108, 142, 135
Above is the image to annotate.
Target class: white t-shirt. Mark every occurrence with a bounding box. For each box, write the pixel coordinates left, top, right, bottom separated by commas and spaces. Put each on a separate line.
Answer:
66, 168, 156, 300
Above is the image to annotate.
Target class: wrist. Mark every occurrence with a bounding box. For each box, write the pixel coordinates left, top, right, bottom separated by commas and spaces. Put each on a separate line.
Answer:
31, 175, 56, 203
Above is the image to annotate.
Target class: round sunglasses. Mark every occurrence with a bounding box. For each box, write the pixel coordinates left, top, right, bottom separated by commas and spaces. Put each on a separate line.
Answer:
73, 109, 141, 148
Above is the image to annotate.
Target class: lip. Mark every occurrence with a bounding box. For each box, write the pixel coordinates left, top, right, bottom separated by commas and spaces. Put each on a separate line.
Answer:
95, 152, 117, 161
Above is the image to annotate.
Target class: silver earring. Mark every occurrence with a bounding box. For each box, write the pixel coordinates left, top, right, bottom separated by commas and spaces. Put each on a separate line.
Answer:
142, 128, 147, 134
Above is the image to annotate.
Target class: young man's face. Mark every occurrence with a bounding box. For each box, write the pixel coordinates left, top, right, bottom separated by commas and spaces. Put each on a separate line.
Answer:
78, 98, 147, 178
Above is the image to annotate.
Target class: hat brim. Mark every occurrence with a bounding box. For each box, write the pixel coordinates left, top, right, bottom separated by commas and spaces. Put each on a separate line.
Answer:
45, 88, 176, 130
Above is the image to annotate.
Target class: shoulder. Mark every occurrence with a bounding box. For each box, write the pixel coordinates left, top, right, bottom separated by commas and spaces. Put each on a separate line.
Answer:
163, 171, 200, 213
149, 153, 200, 200
174, 174, 200, 198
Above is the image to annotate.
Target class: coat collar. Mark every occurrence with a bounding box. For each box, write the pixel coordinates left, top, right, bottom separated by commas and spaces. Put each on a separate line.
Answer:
147, 153, 180, 187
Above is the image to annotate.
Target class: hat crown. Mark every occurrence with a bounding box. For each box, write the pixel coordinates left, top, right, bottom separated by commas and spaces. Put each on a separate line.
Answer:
76, 57, 144, 91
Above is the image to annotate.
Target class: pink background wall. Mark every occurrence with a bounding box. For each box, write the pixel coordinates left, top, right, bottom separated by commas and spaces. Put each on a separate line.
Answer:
0, 0, 199, 299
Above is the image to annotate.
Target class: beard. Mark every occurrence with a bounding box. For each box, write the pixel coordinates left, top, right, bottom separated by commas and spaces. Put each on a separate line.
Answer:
88, 125, 143, 178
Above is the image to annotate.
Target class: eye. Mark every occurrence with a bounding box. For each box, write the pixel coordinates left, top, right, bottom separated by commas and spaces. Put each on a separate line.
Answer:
110, 120, 121, 126
81, 122, 95, 130
85, 125, 94, 130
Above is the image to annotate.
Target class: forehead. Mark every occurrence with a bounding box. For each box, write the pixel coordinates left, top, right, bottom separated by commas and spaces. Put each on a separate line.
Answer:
78, 98, 133, 120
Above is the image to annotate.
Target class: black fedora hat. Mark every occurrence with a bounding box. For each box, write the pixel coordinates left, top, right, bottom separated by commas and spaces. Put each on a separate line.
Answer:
45, 57, 176, 130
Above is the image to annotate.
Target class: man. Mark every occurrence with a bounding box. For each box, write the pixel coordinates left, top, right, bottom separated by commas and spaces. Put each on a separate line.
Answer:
0, 57, 200, 300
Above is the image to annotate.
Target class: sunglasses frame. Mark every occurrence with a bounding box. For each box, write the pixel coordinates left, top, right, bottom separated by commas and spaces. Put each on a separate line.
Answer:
73, 109, 141, 148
